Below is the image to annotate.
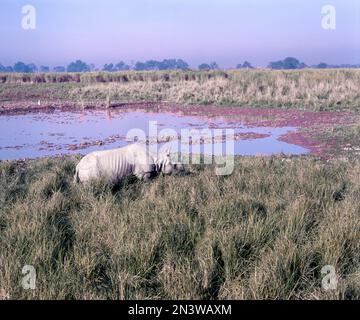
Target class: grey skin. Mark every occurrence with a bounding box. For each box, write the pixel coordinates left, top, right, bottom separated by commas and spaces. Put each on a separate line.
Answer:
74, 144, 184, 184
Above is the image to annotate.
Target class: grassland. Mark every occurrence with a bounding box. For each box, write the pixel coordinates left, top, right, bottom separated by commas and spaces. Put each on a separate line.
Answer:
0, 156, 359, 300
1, 69, 360, 112
1, 69, 360, 300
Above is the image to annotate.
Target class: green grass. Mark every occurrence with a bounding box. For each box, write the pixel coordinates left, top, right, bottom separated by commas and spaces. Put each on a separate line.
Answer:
2, 69, 360, 112
1, 156, 359, 300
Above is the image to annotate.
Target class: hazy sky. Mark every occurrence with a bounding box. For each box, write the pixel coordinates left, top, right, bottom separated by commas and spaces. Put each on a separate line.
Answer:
1, 0, 359, 68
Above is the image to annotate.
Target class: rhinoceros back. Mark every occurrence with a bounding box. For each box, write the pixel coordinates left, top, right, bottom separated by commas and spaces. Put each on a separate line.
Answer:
76, 148, 133, 183
75, 144, 156, 183
96, 149, 133, 182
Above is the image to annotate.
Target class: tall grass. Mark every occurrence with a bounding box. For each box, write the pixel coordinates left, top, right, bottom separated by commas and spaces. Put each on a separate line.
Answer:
2, 69, 360, 112
0, 70, 230, 85
75, 70, 360, 111
0, 156, 359, 299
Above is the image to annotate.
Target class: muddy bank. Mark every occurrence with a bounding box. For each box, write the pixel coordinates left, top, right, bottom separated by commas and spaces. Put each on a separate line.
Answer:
0, 100, 158, 115
0, 100, 355, 125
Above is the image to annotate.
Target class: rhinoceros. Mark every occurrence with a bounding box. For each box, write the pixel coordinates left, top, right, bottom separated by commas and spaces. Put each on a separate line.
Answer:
74, 143, 183, 184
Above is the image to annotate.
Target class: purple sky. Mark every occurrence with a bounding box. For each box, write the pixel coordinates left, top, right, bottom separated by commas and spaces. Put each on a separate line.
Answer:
1, 0, 359, 68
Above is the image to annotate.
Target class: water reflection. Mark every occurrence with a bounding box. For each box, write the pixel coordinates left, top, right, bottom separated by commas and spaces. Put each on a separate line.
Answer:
0, 109, 308, 160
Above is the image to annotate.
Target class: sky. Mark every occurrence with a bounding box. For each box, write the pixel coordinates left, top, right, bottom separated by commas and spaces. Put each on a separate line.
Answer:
0, 0, 359, 68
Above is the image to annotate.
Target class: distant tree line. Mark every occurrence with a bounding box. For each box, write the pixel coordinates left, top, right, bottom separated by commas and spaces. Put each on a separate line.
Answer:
311, 62, 360, 69
1, 57, 359, 73
0, 59, 189, 73
266, 57, 360, 70
134, 59, 189, 71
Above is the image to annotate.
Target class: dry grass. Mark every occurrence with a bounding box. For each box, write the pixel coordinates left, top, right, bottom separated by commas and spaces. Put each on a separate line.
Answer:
75, 69, 360, 111
1, 156, 359, 300
2, 69, 360, 112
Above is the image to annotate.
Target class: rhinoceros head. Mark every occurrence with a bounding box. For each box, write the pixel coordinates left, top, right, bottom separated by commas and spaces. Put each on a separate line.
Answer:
156, 147, 185, 175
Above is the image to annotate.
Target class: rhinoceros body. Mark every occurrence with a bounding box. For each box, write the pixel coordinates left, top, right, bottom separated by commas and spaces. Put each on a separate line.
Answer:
74, 143, 157, 184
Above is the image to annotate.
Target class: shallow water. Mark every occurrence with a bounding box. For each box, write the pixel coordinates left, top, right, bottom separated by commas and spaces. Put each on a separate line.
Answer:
0, 109, 308, 160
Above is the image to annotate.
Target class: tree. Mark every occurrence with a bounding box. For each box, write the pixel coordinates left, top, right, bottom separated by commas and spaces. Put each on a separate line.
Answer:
243, 61, 253, 69
145, 60, 160, 70
4, 66, 13, 72
134, 59, 189, 71
53, 66, 65, 72
13, 61, 31, 73
103, 61, 131, 71
103, 63, 115, 72
159, 59, 175, 70
137, 60, 156, 71
27, 63, 38, 72
134, 62, 147, 71
0, 64, 14, 72
317, 62, 328, 69
283, 57, 303, 69
237, 61, 254, 69
209, 62, 219, 69
115, 61, 130, 71
67, 60, 90, 72
40, 66, 50, 72
12, 62, 38, 73
198, 63, 211, 70
174, 59, 189, 70
268, 60, 284, 70
198, 62, 218, 70
158, 59, 189, 70
268, 57, 307, 70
